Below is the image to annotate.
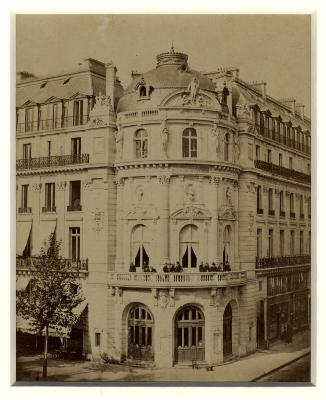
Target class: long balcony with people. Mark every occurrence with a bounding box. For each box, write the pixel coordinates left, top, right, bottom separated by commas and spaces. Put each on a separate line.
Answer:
109, 261, 250, 289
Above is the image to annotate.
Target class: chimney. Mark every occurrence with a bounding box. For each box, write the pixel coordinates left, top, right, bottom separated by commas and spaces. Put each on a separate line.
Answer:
280, 98, 296, 116
295, 104, 305, 121
250, 81, 267, 98
105, 62, 117, 108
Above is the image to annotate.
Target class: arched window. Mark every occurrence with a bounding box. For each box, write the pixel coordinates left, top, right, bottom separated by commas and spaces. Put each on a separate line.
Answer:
135, 129, 148, 159
224, 133, 230, 161
175, 306, 205, 362
128, 304, 154, 361
223, 226, 231, 268
180, 224, 199, 269
131, 225, 150, 268
182, 128, 197, 158
223, 303, 232, 357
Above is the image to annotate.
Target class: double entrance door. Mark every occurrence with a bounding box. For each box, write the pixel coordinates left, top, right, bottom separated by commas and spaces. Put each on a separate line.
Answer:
175, 306, 205, 363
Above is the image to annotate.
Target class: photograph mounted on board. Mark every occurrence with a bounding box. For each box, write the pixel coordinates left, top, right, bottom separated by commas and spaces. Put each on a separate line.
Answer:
15, 14, 312, 384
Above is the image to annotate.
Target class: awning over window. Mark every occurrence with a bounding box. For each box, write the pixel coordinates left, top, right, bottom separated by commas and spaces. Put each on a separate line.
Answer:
16, 221, 32, 256
32, 220, 57, 256
73, 300, 88, 318
16, 275, 31, 292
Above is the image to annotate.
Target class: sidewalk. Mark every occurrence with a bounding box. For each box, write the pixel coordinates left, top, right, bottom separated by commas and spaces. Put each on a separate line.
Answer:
16, 330, 310, 383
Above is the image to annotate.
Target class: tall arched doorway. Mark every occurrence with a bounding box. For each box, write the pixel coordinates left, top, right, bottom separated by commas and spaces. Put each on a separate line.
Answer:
174, 306, 205, 363
223, 303, 232, 358
180, 224, 199, 269
131, 225, 150, 268
127, 304, 154, 361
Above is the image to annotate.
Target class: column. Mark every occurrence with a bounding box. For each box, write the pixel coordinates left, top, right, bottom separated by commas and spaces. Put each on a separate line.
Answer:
158, 175, 170, 267
233, 180, 240, 269
209, 176, 219, 263
114, 177, 124, 270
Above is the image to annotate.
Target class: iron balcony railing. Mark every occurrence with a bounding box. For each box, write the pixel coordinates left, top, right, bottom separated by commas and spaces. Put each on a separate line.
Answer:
67, 204, 82, 212
16, 153, 89, 171
18, 207, 32, 214
108, 271, 249, 289
257, 208, 264, 215
254, 160, 311, 184
16, 115, 90, 134
290, 212, 296, 219
280, 210, 286, 218
42, 206, 56, 213
16, 257, 88, 272
256, 255, 311, 269
268, 209, 275, 216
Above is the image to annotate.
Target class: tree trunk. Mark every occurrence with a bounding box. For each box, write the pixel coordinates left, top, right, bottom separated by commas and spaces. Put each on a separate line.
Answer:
42, 325, 48, 379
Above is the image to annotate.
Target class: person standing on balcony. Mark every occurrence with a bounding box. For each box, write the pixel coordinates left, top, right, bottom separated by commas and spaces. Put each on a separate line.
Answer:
199, 262, 205, 272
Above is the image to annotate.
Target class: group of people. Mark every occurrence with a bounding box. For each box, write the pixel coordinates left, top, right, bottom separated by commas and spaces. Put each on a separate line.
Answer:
129, 261, 231, 273
129, 262, 156, 273
198, 261, 231, 272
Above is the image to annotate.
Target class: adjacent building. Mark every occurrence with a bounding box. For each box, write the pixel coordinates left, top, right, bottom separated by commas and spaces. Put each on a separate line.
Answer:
16, 47, 311, 367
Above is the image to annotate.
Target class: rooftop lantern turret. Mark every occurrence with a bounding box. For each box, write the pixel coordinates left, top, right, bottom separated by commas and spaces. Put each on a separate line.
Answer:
156, 45, 189, 69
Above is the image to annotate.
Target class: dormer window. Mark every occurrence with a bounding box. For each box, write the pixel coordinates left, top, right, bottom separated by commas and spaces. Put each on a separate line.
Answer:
139, 85, 147, 97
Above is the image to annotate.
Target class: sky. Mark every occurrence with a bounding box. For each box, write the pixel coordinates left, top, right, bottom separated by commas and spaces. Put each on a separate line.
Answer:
16, 14, 311, 115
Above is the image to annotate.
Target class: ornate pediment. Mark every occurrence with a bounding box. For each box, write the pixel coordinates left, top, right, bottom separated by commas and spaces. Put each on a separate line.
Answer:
126, 206, 159, 222
218, 207, 237, 221
170, 206, 211, 221
160, 89, 220, 109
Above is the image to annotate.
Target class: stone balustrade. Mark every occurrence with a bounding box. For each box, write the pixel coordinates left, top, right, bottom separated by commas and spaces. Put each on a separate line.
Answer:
108, 271, 248, 289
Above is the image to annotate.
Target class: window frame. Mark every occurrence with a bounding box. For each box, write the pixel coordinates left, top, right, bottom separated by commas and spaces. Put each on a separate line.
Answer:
182, 128, 197, 159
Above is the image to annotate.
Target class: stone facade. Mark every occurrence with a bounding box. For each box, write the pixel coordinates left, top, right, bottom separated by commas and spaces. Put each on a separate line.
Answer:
16, 49, 311, 367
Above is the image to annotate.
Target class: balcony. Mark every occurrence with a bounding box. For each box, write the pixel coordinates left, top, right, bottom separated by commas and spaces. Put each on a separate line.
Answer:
254, 160, 311, 184
16, 154, 90, 171
108, 271, 248, 289
256, 255, 310, 270
16, 115, 89, 134
42, 206, 56, 213
16, 257, 88, 275
18, 207, 32, 214
268, 209, 275, 216
290, 212, 296, 219
67, 204, 82, 212
280, 210, 286, 218
300, 213, 305, 220
257, 208, 264, 215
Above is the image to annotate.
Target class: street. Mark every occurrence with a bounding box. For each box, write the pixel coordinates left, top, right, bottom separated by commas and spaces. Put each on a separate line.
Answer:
256, 354, 311, 382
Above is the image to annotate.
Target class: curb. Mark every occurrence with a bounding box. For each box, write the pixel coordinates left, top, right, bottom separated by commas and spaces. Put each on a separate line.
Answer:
250, 351, 310, 382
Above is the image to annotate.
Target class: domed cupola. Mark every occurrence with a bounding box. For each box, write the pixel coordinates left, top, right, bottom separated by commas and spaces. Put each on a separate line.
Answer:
117, 46, 216, 112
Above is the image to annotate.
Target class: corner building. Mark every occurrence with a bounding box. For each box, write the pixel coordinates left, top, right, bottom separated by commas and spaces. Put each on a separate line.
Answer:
16, 48, 311, 367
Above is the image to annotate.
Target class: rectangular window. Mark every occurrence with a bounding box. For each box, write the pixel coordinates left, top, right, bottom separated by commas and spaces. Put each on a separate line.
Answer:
267, 149, 272, 163
307, 163, 311, 174
290, 230, 295, 256
257, 186, 263, 213
23, 143, 32, 160
69, 181, 81, 211
25, 107, 33, 132
52, 103, 59, 129
280, 230, 284, 256
279, 191, 284, 213
257, 229, 262, 258
95, 332, 101, 347
279, 153, 283, 167
71, 137, 81, 156
44, 183, 55, 211
62, 101, 69, 127
268, 229, 273, 257
259, 281, 263, 291
268, 188, 274, 212
47, 141, 51, 157
256, 145, 260, 160
73, 100, 84, 126
69, 227, 81, 261
289, 157, 293, 170
300, 231, 304, 255
21, 184, 29, 209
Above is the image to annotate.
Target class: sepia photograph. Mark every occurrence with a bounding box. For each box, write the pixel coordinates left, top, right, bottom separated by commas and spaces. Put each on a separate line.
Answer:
14, 14, 312, 384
